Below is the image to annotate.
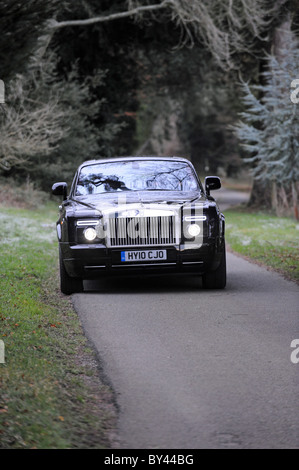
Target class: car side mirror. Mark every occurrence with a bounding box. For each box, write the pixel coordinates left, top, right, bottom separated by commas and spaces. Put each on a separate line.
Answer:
52, 182, 68, 199
205, 176, 221, 196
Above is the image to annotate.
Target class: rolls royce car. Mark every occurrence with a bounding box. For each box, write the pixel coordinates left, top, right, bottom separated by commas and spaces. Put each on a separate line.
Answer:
52, 156, 226, 294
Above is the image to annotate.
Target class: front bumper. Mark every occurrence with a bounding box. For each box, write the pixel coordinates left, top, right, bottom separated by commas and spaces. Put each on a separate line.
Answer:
60, 242, 223, 278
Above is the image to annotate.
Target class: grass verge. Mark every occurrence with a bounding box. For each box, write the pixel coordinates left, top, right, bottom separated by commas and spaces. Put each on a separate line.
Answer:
0, 202, 116, 449
225, 208, 299, 284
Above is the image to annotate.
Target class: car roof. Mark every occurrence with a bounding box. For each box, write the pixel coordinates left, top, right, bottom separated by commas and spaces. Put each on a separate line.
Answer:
77, 156, 192, 170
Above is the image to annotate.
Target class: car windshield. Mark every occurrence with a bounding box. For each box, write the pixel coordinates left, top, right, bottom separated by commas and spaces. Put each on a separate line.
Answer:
75, 160, 200, 195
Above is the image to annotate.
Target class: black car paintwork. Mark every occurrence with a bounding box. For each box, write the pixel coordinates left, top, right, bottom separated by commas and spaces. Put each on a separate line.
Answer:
52, 157, 225, 292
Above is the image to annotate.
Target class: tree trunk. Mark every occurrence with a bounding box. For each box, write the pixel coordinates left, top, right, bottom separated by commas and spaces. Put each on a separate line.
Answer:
248, 178, 272, 209
271, 180, 278, 214
279, 185, 290, 213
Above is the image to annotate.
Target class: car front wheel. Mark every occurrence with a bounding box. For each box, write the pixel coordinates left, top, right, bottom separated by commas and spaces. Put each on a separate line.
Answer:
202, 244, 226, 289
59, 247, 83, 295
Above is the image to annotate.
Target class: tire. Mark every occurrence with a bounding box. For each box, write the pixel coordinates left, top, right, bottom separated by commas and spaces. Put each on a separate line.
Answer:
59, 247, 83, 295
202, 244, 226, 289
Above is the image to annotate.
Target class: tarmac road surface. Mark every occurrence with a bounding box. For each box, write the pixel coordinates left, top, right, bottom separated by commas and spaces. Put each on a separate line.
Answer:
73, 255, 299, 449
72, 189, 298, 449
213, 186, 250, 210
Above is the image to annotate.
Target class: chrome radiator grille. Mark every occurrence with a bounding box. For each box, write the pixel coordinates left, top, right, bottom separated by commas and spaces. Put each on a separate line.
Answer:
108, 216, 176, 247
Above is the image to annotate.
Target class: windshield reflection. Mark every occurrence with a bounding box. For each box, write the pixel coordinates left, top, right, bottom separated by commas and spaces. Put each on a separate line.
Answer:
75, 160, 199, 195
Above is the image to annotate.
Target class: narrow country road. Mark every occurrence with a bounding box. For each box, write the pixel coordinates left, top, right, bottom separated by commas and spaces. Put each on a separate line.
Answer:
72, 190, 299, 449
213, 186, 250, 210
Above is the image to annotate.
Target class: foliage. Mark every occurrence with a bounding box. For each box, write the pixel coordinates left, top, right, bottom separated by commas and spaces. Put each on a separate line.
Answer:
233, 30, 299, 217
51, 0, 142, 158
234, 50, 299, 183
49, 0, 286, 70
0, 56, 66, 173
0, 0, 60, 80
0, 0, 297, 202
0, 51, 124, 189
177, 67, 244, 175
0, 177, 49, 209
133, 43, 246, 174
38, 0, 290, 175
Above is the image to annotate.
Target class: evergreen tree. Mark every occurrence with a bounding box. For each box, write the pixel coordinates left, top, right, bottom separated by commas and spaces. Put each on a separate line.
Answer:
0, 0, 60, 80
0, 52, 124, 189
233, 31, 299, 218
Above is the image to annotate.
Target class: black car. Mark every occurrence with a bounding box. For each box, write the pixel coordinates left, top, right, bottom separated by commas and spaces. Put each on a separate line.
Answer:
52, 156, 226, 294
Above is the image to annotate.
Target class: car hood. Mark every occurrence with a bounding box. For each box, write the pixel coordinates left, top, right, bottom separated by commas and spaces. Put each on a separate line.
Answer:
67, 190, 215, 216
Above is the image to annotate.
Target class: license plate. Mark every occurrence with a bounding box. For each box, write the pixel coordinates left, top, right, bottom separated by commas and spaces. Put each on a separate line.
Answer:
121, 250, 167, 262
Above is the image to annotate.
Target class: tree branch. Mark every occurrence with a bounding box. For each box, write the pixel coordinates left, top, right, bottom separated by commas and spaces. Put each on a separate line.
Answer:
49, 0, 171, 29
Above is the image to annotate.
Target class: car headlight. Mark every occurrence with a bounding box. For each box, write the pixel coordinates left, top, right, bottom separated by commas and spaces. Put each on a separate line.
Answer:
186, 224, 201, 237
76, 220, 99, 226
84, 227, 97, 241
183, 215, 206, 222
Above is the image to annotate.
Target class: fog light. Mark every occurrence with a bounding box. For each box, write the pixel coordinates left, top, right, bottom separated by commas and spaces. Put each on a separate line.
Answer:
84, 227, 97, 241
187, 223, 201, 237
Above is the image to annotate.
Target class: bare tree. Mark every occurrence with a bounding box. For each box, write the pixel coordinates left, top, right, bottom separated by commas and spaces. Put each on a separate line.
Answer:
0, 56, 67, 171
44, 0, 284, 69
0, 105, 65, 171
